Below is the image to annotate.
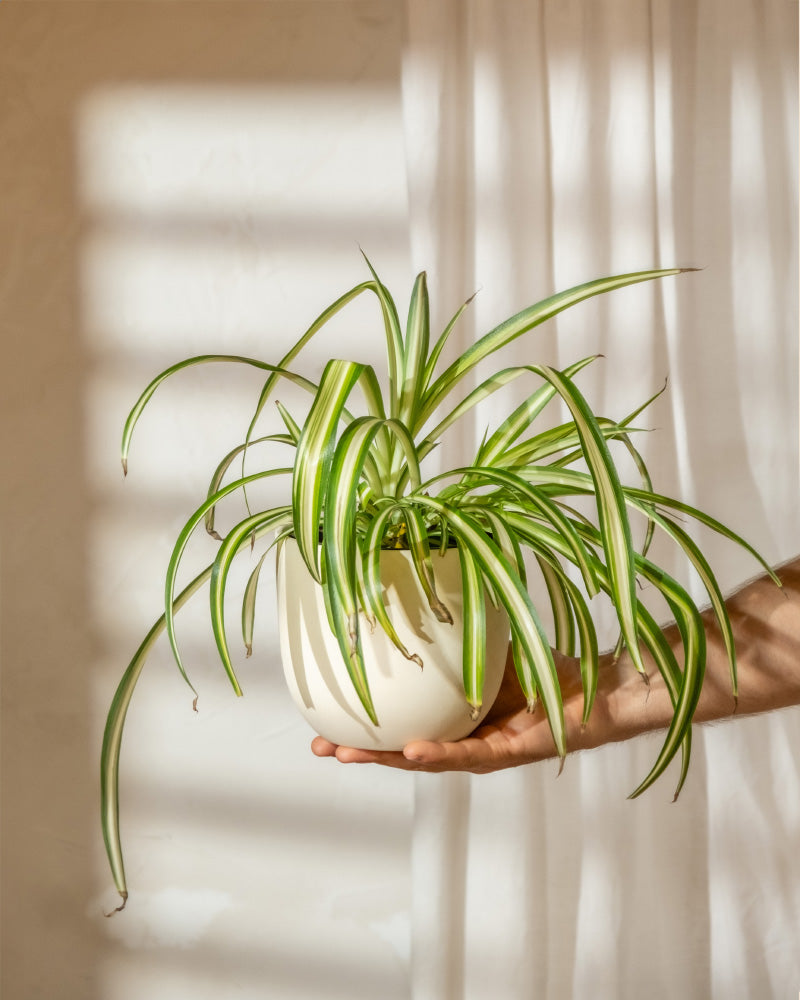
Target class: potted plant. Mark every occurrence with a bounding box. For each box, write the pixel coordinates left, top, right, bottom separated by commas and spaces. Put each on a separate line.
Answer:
101, 256, 776, 911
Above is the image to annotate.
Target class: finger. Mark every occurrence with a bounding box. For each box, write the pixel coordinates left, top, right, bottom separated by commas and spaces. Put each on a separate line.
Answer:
310, 736, 339, 757
311, 737, 421, 769
402, 736, 495, 772
334, 745, 417, 768
403, 725, 529, 773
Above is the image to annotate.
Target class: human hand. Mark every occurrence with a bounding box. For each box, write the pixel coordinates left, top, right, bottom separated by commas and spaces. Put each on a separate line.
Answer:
311, 557, 800, 774
310, 647, 622, 773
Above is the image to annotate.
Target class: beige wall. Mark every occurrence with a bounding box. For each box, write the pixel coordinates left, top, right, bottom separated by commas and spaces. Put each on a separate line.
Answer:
0, 4, 414, 998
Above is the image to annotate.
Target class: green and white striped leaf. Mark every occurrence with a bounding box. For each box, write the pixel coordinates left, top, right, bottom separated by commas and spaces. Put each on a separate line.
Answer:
102, 517, 283, 905
320, 540, 378, 726
275, 402, 302, 444
421, 269, 688, 425
323, 416, 425, 709
633, 601, 693, 800
242, 549, 270, 656
209, 508, 292, 686
204, 434, 293, 538
566, 517, 707, 795
535, 551, 599, 725
630, 504, 738, 699
479, 508, 525, 611
411, 497, 565, 758
477, 355, 599, 467
532, 462, 779, 592
121, 354, 315, 475
238, 277, 394, 489
399, 271, 430, 428
503, 510, 697, 787
536, 555, 576, 658
240, 280, 376, 454
420, 464, 600, 597
101, 563, 213, 906
416, 366, 532, 455
361, 506, 424, 665
322, 415, 421, 720
626, 569, 705, 798
321, 419, 383, 720
457, 540, 487, 718
421, 290, 477, 395
292, 359, 364, 581
360, 251, 404, 418
401, 504, 453, 624
623, 487, 782, 585
479, 510, 534, 696
354, 539, 377, 632
164, 470, 291, 695
529, 365, 644, 674
507, 417, 646, 469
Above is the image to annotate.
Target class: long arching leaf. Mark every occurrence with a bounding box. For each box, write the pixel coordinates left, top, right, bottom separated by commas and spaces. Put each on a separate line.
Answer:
165, 470, 292, 695
121, 355, 315, 475
529, 365, 644, 674
204, 434, 293, 538
456, 540, 487, 718
101, 564, 212, 907
209, 508, 292, 686
420, 269, 689, 425
292, 359, 364, 581
399, 271, 430, 428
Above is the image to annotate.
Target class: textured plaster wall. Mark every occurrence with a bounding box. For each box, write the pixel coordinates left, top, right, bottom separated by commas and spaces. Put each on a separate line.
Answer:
0, 3, 414, 998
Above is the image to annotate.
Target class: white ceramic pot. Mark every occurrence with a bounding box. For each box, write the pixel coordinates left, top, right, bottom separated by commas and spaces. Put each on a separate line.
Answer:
276, 538, 510, 750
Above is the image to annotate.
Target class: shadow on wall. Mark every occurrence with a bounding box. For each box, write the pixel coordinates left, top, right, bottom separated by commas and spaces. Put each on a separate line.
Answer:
0, 4, 414, 1000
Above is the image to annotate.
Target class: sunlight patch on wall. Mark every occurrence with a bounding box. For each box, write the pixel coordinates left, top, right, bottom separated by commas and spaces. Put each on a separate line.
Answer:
78, 85, 407, 221
80, 78, 413, 1000
77, 85, 408, 356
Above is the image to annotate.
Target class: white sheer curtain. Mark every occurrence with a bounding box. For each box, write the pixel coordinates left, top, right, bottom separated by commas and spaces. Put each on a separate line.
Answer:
402, 2, 799, 997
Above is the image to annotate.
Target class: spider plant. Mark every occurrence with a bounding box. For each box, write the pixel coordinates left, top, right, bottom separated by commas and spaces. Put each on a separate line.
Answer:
102, 257, 777, 910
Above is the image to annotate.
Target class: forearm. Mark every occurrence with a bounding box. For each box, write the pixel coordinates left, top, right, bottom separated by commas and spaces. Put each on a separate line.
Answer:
574, 556, 800, 753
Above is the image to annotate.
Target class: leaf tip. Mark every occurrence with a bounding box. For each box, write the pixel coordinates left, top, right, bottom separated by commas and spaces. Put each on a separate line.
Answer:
245, 644, 253, 659
192, 695, 199, 713
105, 891, 128, 917
469, 705, 481, 722
121, 458, 128, 477
433, 602, 454, 625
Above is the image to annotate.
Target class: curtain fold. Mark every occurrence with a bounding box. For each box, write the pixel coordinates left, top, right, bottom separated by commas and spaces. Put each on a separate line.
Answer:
402, 2, 799, 997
